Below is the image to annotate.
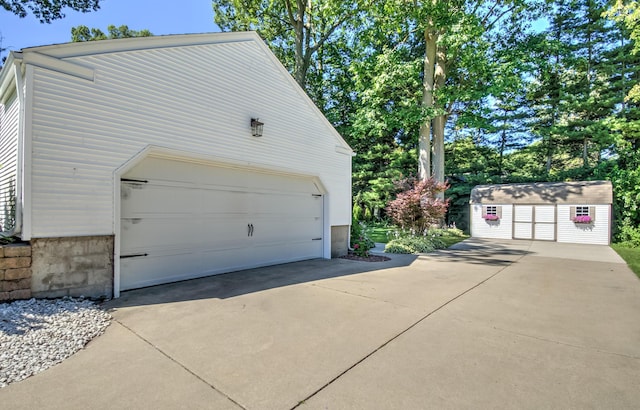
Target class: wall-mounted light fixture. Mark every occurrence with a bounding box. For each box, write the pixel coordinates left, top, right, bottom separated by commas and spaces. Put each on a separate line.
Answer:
251, 118, 264, 137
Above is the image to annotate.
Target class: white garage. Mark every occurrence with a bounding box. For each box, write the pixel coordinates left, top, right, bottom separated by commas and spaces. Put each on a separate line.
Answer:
470, 181, 613, 245
0, 32, 353, 299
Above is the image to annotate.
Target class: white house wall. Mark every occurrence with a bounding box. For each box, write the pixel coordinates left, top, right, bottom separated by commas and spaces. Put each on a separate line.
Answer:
470, 204, 513, 240
557, 205, 610, 245
28, 39, 351, 238
0, 90, 19, 231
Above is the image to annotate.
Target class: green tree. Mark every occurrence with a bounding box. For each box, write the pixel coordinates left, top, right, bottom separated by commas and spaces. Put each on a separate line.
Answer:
71, 25, 152, 42
212, 0, 364, 91
1, 0, 99, 23
606, 0, 640, 102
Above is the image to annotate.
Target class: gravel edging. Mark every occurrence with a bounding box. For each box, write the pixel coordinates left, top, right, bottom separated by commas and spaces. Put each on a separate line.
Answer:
0, 297, 111, 388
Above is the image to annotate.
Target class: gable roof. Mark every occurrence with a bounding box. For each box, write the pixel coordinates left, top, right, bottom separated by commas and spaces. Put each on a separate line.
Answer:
470, 181, 613, 205
3, 31, 353, 154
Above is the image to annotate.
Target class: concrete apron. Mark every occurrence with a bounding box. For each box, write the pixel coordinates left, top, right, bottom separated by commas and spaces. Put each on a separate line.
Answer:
2, 239, 639, 409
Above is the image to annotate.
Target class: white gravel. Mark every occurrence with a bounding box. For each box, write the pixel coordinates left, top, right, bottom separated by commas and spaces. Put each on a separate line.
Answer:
0, 297, 111, 388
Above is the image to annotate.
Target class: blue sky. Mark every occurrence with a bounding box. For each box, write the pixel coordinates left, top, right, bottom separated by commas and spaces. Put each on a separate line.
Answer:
0, 0, 220, 53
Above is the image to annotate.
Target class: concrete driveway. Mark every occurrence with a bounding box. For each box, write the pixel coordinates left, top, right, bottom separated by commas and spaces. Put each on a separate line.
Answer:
2, 239, 639, 409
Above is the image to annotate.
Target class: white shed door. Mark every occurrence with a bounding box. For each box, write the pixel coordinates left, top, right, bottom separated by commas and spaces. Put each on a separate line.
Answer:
533, 205, 556, 241
513, 205, 533, 239
513, 204, 557, 241
119, 158, 323, 291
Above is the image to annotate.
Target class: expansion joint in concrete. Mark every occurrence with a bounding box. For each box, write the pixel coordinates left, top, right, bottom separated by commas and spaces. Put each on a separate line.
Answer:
112, 319, 247, 410
291, 244, 534, 410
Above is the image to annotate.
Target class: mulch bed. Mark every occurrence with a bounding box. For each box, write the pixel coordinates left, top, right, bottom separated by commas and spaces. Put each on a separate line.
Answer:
339, 252, 391, 262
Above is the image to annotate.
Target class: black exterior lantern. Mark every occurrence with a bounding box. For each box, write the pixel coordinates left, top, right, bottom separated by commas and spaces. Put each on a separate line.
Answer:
251, 118, 264, 137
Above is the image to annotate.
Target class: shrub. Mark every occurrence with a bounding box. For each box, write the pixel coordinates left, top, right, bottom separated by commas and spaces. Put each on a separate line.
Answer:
364, 206, 373, 221
384, 228, 461, 254
384, 241, 414, 254
386, 177, 449, 234
350, 222, 375, 257
617, 225, 640, 248
385, 236, 437, 254
352, 204, 363, 222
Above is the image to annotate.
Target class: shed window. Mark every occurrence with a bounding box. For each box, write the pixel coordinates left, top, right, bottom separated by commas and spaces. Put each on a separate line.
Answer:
576, 206, 589, 217
570, 206, 595, 223
482, 205, 502, 220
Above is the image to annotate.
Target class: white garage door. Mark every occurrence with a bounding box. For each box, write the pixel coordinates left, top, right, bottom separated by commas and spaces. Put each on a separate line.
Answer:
513, 205, 556, 241
119, 158, 323, 291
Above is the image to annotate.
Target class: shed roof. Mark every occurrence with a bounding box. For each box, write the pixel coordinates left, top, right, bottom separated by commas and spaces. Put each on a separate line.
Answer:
470, 181, 613, 205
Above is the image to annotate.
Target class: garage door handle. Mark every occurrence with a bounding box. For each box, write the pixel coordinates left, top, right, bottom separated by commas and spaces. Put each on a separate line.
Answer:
250, 224, 254, 236
248, 224, 251, 237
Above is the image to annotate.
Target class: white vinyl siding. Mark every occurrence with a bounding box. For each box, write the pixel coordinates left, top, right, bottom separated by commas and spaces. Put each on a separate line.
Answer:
471, 204, 512, 239
0, 90, 19, 232
28, 39, 351, 237
557, 205, 610, 245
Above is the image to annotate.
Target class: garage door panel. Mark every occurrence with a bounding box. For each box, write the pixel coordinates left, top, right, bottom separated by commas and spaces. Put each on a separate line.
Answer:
249, 172, 320, 194
127, 157, 250, 188
120, 159, 324, 291
201, 189, 250, 214
248, 240, 323, 266
122, 184, 201, 214
251, 216, 322, 242
121, 248, 246, 291
251, 192, 322, 216
123, 184, 250, 216
121, 216, 248, 252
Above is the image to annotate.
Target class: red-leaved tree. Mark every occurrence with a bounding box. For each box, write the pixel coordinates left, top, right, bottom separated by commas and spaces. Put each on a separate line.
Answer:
386, 178, 449, 234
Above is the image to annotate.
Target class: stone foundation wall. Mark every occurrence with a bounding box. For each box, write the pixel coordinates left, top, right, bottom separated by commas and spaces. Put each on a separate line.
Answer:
31, 236, 114, 299
0, 243, 33, 301
331, 225, 349, 258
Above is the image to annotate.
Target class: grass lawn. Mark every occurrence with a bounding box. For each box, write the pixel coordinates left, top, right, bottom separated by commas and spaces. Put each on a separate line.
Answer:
611, 244, 640, 278
440, 234, 469, 248
366, 227, 394, 243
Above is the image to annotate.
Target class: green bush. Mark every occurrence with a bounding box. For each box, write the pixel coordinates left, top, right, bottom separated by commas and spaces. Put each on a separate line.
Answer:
385, 236, 435, 254
350, 222, 375, 256
384, 228, 464, 254
384, 241, 414, 254
616, 225, 640, 248
352, 205, 363, 222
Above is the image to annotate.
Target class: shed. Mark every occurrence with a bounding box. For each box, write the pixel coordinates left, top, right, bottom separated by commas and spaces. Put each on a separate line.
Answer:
470, 181, 613, 245
0, 32, 353, 299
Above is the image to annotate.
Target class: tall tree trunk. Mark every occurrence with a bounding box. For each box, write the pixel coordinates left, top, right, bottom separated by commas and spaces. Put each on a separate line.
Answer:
432, 44, 447, 186
583, 138, 589, 167
499, 116, 507, 175
290, 0, 307, 88
419, 29, 437, 180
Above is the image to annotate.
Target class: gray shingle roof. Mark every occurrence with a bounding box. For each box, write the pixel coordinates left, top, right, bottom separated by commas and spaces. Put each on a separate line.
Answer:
470, 181, 613, 205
